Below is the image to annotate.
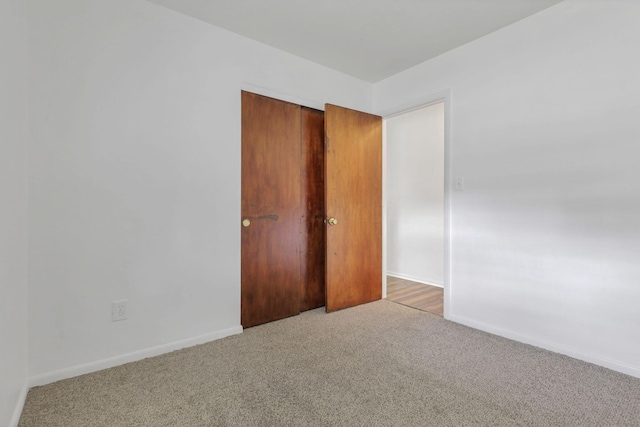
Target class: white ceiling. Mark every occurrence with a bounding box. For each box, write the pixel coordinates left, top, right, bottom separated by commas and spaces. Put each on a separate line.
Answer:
146, 0, 564, 82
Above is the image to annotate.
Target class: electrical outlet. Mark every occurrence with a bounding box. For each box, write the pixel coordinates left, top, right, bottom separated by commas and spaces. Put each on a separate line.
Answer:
455, 176, 465, 191
111, 300, 128, 321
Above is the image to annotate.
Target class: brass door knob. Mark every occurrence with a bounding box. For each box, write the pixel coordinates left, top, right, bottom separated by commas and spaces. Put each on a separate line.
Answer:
327, 217, 338, 226
242, 219, 251, 227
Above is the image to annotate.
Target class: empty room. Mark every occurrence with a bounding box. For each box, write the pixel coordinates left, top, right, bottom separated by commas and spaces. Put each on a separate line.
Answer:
2, 0, 640, 426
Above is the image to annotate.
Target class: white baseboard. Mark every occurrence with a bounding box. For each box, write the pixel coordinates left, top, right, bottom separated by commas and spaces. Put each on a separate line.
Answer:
387, 271, 443, 288
448, 314, 640, 379
10, 382, 29, 427
28, 326, 243, 388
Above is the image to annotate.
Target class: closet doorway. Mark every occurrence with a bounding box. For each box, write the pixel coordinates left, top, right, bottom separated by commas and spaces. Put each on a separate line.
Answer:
241, 91, 382, 328
385, 101, 445, 317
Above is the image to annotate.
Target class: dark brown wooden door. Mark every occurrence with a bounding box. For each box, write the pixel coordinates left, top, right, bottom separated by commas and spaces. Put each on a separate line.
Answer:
324, 104, 382, 312
241, 91, 302, 328
300, 107, 326, 311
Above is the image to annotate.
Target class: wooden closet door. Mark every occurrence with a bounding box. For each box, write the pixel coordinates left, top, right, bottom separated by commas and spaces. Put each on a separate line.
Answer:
324, 104, 382, 312
300, 107, 326, 312
241, 91, 302, 328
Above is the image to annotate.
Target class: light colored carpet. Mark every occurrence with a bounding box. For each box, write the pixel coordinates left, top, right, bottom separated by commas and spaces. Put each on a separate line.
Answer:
19, 300, 640, 426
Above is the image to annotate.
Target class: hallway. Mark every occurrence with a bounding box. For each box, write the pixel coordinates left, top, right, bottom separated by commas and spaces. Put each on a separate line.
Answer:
386, 276, 443, 317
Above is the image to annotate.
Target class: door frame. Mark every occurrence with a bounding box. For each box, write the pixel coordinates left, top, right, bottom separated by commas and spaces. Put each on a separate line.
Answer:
241, 83, 324, 111
379, 89, 452, 319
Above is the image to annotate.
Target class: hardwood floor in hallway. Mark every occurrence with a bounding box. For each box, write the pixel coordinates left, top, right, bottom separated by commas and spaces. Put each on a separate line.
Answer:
386, 276, 443, 317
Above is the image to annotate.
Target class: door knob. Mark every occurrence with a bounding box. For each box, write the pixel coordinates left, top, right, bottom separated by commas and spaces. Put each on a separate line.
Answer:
327, 217, 338, 226
242, 219, 251, 227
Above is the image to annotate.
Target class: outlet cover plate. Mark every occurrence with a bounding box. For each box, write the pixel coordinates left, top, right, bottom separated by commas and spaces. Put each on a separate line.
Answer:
111, 300, 128, 321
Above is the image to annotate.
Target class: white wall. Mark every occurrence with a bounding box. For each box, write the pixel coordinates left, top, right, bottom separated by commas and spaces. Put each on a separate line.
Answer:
386, 104, 444, 286
374, 0, 640, 377
0, 0, 29, 424
27, 0, 372, 382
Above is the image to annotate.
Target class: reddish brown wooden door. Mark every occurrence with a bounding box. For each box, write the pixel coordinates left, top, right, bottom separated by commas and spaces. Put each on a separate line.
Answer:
241, 91, 302, 328
242, 93, 381, 324
324, 104, 382, 312
300, 107, 326, 311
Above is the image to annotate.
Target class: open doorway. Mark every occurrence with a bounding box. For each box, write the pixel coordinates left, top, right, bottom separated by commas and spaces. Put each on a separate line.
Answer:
384, 101, 445, 317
